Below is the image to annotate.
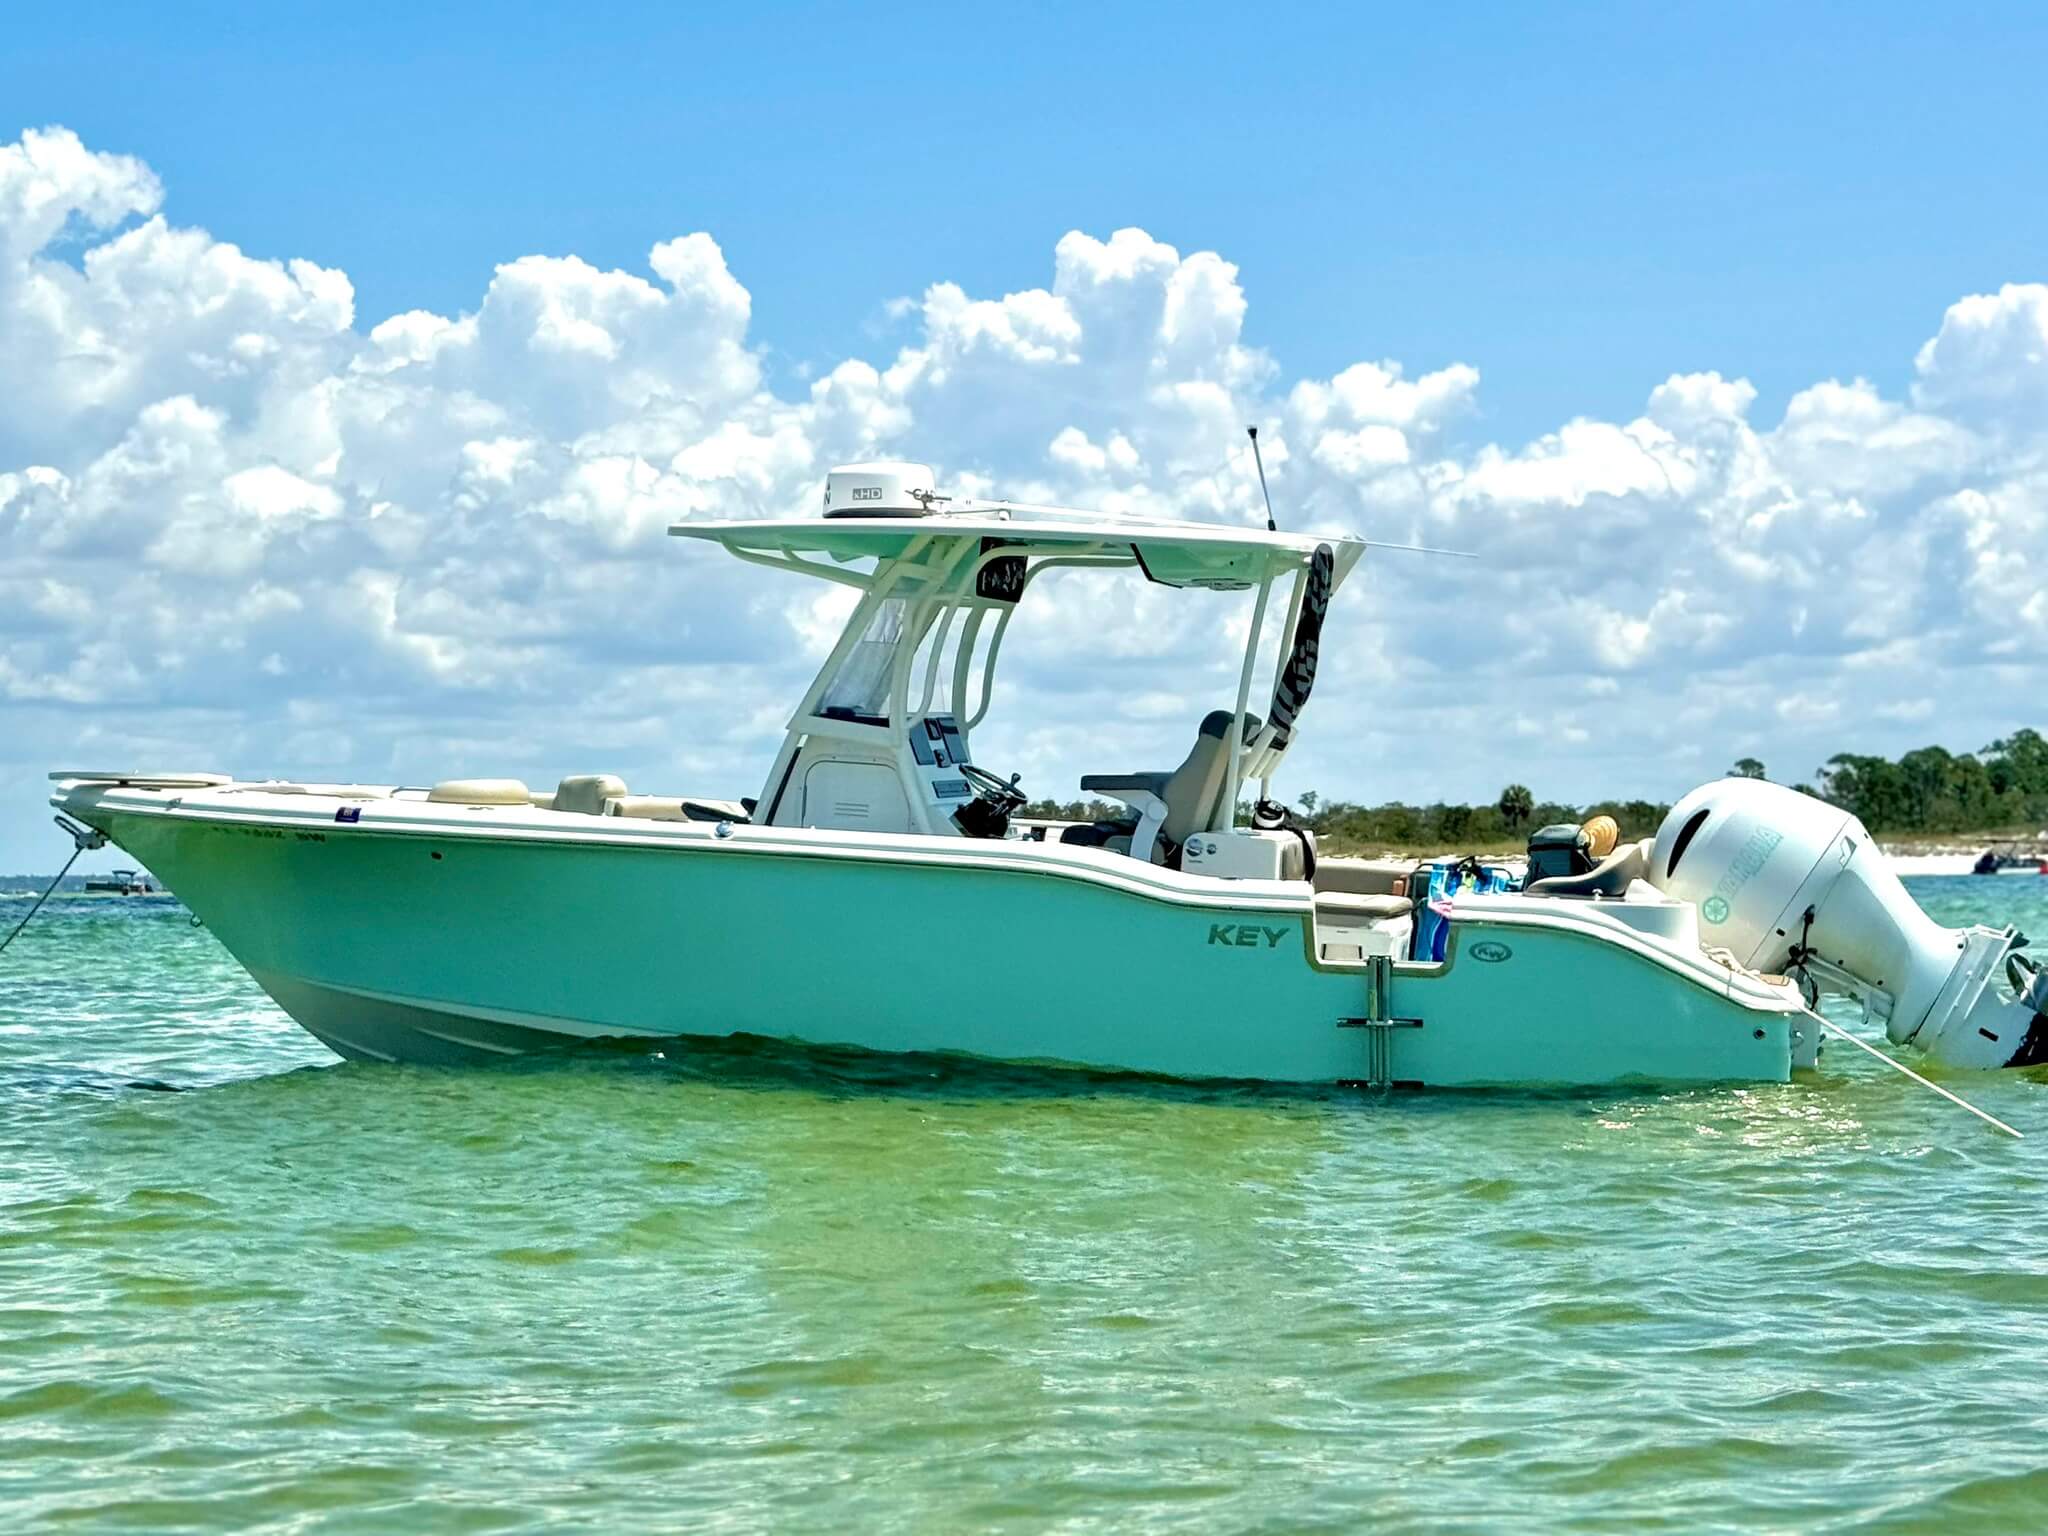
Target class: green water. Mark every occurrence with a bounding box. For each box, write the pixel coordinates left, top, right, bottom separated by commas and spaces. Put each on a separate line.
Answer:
4, 880, 2048, 1533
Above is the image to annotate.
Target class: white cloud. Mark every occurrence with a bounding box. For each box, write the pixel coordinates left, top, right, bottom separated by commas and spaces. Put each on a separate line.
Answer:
3, 125, 2046, 867
1912, 282, 2048, 428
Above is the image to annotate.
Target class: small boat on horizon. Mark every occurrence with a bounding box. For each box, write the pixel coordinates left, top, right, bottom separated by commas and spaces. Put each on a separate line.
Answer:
81, 868, 159, 896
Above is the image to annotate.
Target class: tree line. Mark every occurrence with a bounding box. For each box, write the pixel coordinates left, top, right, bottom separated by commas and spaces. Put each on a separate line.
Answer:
1021, 728, 2048, 849
1808, 728, 2048, 836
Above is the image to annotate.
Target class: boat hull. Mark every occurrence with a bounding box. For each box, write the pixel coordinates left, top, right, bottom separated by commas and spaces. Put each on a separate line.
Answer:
65, 787, 1802, 1088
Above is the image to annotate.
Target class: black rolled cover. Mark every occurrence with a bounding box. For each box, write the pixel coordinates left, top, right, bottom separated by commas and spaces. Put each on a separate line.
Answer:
1268, 543, 1334, 750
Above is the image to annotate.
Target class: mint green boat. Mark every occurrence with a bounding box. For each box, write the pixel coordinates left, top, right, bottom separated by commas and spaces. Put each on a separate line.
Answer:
49, 463, 2046, 1088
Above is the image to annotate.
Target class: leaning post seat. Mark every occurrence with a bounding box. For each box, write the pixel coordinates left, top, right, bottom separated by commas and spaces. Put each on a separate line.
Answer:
1067, 709, 1263, 864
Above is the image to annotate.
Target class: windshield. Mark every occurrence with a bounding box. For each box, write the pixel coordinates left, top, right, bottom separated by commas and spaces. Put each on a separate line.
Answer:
817, 597, 907, 722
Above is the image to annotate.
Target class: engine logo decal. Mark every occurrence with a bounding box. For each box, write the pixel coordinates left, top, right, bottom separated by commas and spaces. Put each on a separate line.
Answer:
1702, 825, 1782, 924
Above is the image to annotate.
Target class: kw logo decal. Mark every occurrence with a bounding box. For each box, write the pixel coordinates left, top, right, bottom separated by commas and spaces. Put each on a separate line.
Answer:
1469, 940, 1512, 963
1208, 923, 1292, 949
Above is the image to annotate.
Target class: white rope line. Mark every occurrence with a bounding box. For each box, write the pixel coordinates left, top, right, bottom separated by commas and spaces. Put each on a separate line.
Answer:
1813, 1016, 2022, 1139
1702, 943, 2021, 1139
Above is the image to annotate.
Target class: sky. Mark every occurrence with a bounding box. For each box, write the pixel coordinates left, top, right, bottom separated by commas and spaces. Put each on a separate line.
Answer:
2, 4, 2046, 872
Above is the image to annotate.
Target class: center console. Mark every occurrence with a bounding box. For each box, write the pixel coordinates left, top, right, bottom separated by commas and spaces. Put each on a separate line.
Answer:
906, 713, 977, 815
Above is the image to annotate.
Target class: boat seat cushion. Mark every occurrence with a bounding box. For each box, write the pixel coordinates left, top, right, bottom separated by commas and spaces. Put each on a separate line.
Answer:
555, 773, 628, 816
427, 778, 533, 806
1315, 892, 1415, 922
1313, 857, 1419, 899
1524, 838, 1651, 898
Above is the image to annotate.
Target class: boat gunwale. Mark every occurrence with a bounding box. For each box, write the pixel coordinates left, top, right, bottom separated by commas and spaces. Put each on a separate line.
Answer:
53, 779, 1314, 913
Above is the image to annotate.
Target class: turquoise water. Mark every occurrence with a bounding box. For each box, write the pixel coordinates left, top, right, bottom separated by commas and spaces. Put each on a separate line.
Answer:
4, 879, 2048, 1533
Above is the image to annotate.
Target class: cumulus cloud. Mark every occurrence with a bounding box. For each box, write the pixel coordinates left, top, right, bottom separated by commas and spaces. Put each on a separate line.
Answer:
1913, 282, 2048, 428
3, 125, 2045, 866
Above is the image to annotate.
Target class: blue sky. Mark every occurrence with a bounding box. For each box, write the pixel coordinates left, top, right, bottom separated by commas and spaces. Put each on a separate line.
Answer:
3, 5, 2047, 873
7, 4, 2043, 445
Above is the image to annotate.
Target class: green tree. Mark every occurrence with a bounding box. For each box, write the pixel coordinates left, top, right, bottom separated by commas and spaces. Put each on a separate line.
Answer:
1819, 753, 1901, 827
1298, 789, 1320, 818
1497, 784, 1535, 829
1731, 757, 1767, 780
1897, 745, 1956, 829
1985, 729, 2048, 809
1583, 799, 1669, 839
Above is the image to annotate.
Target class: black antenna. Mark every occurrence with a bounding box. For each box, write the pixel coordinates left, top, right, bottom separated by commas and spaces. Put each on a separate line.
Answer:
1247, 426, 1277, 532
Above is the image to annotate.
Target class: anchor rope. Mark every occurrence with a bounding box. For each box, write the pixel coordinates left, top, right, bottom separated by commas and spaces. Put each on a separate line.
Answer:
0, 844, 90, 960
1699, 941, 2020, 1138
0, 816, 110, 962
1812, 1015, 2023, 1140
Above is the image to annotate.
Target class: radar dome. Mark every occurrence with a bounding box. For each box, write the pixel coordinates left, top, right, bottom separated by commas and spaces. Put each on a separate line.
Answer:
822, 462, 941, 519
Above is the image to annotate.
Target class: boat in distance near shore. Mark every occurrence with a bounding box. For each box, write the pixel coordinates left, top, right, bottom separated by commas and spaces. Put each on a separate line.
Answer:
81, 867, 159, 896
50, 462, 2048, 1087
1974, 841, 2048, 876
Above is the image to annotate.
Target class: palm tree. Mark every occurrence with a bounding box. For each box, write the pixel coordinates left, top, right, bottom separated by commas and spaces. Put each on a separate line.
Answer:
1497, 784, 1535, 829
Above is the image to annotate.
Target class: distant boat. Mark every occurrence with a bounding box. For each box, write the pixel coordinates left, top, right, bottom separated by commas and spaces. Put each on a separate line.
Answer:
1973, 842, 2048, 876
83, 868, 157, 896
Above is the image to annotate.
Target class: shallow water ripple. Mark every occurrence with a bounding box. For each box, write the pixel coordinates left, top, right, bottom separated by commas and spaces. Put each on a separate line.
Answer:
2, 881, 2047, 1531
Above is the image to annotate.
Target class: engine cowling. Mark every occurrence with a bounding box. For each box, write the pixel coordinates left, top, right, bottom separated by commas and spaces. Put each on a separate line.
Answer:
1649, 778, 2048, 1069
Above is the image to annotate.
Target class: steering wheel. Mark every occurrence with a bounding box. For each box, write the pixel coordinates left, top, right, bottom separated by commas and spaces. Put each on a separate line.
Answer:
958, 762, 1025, 811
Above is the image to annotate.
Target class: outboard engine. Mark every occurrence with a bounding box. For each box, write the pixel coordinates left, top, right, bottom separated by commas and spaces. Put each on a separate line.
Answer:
1649, 778, 2048, 1070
